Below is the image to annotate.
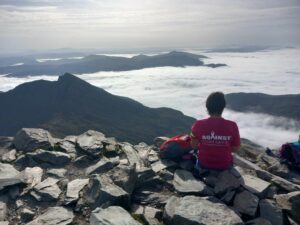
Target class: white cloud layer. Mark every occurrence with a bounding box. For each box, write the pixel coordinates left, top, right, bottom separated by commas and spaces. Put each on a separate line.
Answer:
0, 0, 299, 51
0, 48, 299, 148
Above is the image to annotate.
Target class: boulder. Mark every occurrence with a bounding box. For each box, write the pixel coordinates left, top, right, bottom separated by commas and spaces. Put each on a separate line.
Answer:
173, 169, 213, 196
268, 163, 290, 178
275, 191, 300, 223
0, 163, 24, 191
31, 177, 61, 201
163, 195, 243, 225
47, 168, 66, 179
259, 199, 283, 225
151, 159, 177, 173
242, 174, 270, 196
245, 218, 272, 225
27, 149, 71, 166
106, 165, 137, 194
90, 206, 141, 225
1, 149, 16, 163
85, 157, 119, 175
26, 206, 73, 225
77, 175, 129, 210
153, 137, 169, 148
121, 143, 145, 170
0, 201, 7, 221
13, 128, 54, 152
214, 170, 242, 195
76, 130, 106, 157
55, 140, 77, 158
65, 178, 89, 204
22, 167, 43, 188
20, 208, 35, 223
233, 190, 259, 217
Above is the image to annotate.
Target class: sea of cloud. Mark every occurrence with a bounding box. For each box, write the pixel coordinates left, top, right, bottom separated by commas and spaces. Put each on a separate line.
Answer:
0, 48, 299, 148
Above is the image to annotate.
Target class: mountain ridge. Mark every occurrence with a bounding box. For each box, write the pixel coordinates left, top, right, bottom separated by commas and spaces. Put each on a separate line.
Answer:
0, 51, 226, 77
0, 73, 195, 143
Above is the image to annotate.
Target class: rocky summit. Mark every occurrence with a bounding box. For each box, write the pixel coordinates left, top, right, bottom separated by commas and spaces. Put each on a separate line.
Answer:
0, 127, 299, 225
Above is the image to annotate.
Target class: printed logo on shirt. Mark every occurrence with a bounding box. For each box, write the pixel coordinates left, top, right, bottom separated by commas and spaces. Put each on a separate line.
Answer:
202, 131, 232, 146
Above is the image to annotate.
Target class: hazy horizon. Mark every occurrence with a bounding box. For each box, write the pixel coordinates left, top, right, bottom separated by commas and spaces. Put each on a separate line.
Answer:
1, 0, 299, 52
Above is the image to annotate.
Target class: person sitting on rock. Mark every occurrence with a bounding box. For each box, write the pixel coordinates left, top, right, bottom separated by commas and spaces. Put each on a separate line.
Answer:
191, 92, 240, 172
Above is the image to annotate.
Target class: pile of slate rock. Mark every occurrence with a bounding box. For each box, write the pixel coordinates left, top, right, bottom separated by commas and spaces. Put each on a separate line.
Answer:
0, 128, 299, 225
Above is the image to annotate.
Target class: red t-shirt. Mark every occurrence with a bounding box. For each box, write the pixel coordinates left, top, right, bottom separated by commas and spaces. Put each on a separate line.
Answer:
191, 117, 240, 170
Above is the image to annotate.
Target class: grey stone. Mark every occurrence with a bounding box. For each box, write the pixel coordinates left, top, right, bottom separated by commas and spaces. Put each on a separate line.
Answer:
0, 163, 24, 191
73, 155, 94, 167
26, 206, 73, 225
242, 174, 270, 196
173, 169, 213, 196
55, 140, 77, 158
275, 191, 300, 223
268, 163, 290, 178
164, 195, 243, 225
65, 178, 89, 204
153, 137, 169, 148
27, 149, 71, 166
106, 165, 137, 194
0, 222, 8, 225
13, 128, 54, 152
47, 168, 66, 179
271, 176, 300, 192
22, 167, 43, 188
76, 130, 106, 157
245, 218, 272, 225
20, 208, 35, 223
259, 199, 283, 225
1, 149, 16, 162
151, 159, 177, 173
136, 167, 156, 187
90, 206, 141, 225
0, 202, 7, 221
214, 170, 242, 195
121, 143, 145, 170
233, 154, 261, 171
220, 190, 236, 204
85, 157, 119, 175
233, 190, 259, 217
8, 185, 20, 199
77, 175, 129, 210
31, 177, 61, 201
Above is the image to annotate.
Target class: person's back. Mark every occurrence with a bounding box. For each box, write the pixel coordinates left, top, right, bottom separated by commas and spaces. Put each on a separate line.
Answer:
191, 92, 240, 170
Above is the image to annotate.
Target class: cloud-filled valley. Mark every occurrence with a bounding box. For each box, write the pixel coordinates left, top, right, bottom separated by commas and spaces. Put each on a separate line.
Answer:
0, 48, 299, 148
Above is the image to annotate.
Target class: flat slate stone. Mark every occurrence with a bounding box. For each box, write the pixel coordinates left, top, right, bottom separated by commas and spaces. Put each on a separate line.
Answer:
164, 195, 243, 225
65, 178, 89, 204
85, 157, 119, 175
173, 169, 213, 196
0, 163, 24, 191
22, 166, 43, 188
242, 174, 270, 196
151, 159, 177, 173
31, 177, 61, 201
26, 206, 73, 225
90, 206, 141, 225
27, 149, 71, 166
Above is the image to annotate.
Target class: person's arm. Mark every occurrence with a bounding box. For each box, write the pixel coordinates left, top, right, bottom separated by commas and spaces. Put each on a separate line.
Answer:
190, 132, 199, 150
231, 123, 241, 152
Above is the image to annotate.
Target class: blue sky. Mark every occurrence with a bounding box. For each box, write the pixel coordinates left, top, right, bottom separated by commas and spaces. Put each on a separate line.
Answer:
0, 0, 299, 51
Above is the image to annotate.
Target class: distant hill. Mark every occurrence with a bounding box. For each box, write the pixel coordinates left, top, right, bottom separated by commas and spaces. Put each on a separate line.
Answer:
226, 92, 300, 121
0, 73, 195, 143
0, 51, 226, 77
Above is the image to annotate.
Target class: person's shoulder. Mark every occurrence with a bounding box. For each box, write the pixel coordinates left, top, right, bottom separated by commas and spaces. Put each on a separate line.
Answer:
222, 118, 238, 127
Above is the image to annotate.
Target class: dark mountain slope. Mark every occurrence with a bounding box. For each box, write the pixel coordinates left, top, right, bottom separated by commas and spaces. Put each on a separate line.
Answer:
0, 51, 225, 77
226, 92, 300, 121
0, 73, 195, 143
